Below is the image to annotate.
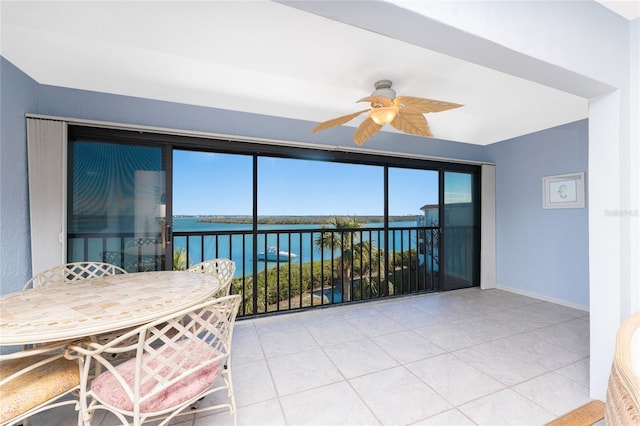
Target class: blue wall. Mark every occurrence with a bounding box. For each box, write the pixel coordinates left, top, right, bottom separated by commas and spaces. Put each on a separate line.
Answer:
37, 85, 485, 162
1, 56, 590, 308
0, 58, 38, 293
485, 120, 589, 308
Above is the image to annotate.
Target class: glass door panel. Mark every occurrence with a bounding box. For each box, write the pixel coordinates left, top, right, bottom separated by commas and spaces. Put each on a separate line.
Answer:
172, 150, 253, 274
442, 171, 479, 290
256, 157, 384, 304
257, 157, 383, 228
67, 140, 166, 272
388, 168, 439, 294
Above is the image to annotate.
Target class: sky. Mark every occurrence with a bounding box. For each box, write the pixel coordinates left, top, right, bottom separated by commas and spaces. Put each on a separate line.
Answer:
172, 150, 471, 216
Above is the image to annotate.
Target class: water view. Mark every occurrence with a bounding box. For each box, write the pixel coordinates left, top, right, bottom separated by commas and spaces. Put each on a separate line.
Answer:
172, 216, 424, 277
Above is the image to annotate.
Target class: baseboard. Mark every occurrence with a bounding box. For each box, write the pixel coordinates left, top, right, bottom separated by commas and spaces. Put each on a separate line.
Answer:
545, 400, 605, 426
496, 284, 589, 312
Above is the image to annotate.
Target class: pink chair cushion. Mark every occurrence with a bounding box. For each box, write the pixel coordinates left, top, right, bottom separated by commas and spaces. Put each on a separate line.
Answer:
91, 340, 222, 413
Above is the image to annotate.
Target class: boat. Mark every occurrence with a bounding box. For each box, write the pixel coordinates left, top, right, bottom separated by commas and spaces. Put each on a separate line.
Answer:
257, 247, 298, 262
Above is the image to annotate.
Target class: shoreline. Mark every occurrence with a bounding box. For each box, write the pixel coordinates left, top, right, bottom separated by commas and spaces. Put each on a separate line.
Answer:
185, 215, 416, 225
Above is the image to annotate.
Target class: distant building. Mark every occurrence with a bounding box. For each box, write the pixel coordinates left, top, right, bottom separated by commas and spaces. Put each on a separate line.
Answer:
418, 202, 474, 227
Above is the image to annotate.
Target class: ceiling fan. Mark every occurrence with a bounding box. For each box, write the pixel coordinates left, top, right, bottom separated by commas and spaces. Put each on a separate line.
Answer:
312, 80, 463, 146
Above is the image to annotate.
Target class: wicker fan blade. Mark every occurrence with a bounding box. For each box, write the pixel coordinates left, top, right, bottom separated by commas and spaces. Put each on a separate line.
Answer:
357, 96, 393, 107
353, 117, 383, 146
394, 96, 463, 114
312, 109, 369, 133
390, 112, 433, 137
313, 80, 461, 144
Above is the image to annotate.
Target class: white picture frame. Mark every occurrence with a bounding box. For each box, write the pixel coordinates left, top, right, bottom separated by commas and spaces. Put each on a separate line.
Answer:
542, 172, 585, 209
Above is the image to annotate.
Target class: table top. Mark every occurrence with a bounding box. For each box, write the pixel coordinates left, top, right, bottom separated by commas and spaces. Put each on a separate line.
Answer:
0, 271, 220, 346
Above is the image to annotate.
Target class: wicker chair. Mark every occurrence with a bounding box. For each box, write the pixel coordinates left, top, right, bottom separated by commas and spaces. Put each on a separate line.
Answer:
605, 310, 640, 425
101, 251, 139, 274
125, 237, 160, 248
187, 258, 236, 298
67, 295, 242, 426
0, 342, 81, 426
125, 238, 162, 272
23, 262, 127, 290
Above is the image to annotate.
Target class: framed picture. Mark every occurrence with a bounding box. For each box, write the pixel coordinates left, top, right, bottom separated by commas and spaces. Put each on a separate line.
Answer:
542, 172, 585, 209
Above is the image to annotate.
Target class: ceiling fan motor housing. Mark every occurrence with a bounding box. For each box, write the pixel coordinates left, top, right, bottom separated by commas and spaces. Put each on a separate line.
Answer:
372, 79, 396, 100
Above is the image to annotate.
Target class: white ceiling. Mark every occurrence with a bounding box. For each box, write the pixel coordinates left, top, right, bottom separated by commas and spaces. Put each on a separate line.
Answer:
0, 1, 630, 146
595, 0, 640, 20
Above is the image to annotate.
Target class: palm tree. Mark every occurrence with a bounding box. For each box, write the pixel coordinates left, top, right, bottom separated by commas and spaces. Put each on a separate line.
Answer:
352, 243, 389, 299
313, 216, 364, 302
172, 247, 188, 271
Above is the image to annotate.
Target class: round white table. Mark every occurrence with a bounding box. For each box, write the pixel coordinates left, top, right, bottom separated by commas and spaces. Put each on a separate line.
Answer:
0, 271, 221, 346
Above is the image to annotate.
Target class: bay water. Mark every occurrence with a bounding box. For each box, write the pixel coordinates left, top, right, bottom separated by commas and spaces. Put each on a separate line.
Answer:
173, 216, 421, 277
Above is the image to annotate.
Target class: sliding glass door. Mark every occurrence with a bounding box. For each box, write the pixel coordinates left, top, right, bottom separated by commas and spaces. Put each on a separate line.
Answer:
442, 171, 480, 290
66, 125, 481, 316
67, 131, 168, 272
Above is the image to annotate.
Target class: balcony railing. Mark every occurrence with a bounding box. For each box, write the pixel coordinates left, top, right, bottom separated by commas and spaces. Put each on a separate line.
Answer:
173, 225, 441, 317
68, 226, 440, 317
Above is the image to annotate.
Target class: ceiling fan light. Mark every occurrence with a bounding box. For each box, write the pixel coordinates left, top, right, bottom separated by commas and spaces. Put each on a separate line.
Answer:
369, 106, 398, 125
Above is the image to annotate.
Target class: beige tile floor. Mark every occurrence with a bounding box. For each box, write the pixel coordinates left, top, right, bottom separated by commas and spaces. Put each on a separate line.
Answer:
30, 288, 595, 426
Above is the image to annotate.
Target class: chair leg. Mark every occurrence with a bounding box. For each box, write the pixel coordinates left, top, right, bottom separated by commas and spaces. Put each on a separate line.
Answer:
223, 367, 238, 426
76, 403, 83, 426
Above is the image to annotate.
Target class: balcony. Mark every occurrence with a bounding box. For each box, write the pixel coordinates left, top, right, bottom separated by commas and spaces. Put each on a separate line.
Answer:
28, 287, 593, 425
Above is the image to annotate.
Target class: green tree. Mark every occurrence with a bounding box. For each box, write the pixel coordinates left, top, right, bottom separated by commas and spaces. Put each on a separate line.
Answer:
172, 247, 188, 271
314, 216, 375, 302
351, 244, 388, 300
231, 261, 336, 315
